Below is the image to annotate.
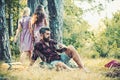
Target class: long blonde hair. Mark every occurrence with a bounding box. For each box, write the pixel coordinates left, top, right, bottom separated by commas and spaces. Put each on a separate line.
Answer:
23, 7, 30, 16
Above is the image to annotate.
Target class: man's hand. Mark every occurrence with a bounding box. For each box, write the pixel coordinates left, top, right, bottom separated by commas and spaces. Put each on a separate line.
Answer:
56, 43, 67, 53
58, 43, 67, 48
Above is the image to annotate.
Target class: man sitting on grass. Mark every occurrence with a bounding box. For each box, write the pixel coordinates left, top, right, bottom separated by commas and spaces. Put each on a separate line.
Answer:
29, 27, 88, 72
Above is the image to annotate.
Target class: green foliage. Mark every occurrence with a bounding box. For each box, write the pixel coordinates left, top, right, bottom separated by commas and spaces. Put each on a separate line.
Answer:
105, 11, 120, 48
104, 11, 120, 58
63, 0, 120, 59
10, 44, 20, 61
63, 0, 105, 58
63, 0, 90, 49
92, 11, 120, 59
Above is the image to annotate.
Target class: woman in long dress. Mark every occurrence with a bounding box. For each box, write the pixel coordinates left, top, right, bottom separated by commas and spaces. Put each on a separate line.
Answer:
29, 5, 48, 43
14, 7, 33, 64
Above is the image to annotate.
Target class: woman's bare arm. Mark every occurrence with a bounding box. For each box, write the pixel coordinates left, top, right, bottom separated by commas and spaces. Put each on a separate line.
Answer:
14, 23, 22, 42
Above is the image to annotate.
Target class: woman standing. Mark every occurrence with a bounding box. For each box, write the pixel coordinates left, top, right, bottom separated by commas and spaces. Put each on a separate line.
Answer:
14, 7, 33, 64
29, 5, 48, 43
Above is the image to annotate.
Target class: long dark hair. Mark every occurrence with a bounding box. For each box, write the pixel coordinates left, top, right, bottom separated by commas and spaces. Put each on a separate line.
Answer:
35, 5, 44, 13
34, 11, 45, 25
32, 4, 45, 26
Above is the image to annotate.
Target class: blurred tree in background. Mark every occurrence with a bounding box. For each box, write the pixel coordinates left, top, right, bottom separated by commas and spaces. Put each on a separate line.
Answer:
0, 0, 11, 63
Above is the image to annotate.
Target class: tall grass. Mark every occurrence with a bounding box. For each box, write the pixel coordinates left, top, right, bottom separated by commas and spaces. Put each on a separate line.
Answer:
0, 58, 119, 80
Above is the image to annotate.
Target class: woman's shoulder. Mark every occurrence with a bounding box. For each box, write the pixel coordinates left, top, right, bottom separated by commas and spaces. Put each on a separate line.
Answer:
18, 17, 23, 23
18, 16, 31, 25
25, 16, 31, 20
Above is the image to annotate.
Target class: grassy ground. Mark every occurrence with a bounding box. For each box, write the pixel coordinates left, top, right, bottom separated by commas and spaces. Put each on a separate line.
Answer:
0, 58, 119, 80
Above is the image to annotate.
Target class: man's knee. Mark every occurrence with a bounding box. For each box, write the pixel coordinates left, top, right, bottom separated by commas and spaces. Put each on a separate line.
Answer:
67, 45, 74, 50
56, 62, 63, 66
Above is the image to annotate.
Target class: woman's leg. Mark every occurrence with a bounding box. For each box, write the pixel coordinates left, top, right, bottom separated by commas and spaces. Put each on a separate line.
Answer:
27, 51, 32, 61
20, 51, 27, 63
20, 51, 32, 66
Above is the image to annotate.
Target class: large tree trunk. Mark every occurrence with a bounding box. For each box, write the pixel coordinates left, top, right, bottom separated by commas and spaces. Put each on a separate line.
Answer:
7, 14, 14, 38
27, 0, 38, 15
47, 0, 63, 43
7, 0, 14, 38
0, 0, 11, 63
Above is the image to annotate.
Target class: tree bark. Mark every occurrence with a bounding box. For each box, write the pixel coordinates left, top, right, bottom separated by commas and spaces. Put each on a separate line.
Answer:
7, 0, 14, 37
8, 14, 14, 37
47, 0, 63, 43
0, 0, 11, 63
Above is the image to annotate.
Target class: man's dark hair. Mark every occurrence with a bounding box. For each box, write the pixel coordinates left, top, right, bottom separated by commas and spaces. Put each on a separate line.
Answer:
39, 27, 50, 34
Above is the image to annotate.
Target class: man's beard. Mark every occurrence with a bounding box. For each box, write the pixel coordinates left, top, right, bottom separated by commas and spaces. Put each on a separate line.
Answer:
43, 37, 50, 42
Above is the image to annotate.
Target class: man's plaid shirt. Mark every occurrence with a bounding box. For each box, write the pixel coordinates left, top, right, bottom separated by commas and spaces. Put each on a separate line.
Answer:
32, 39, 67, 63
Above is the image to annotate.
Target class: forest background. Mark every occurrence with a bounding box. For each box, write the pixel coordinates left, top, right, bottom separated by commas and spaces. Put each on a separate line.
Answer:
0, 0, 120, 80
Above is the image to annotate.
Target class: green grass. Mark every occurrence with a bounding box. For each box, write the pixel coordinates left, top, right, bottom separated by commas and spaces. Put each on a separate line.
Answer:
0, 58, 119, 80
